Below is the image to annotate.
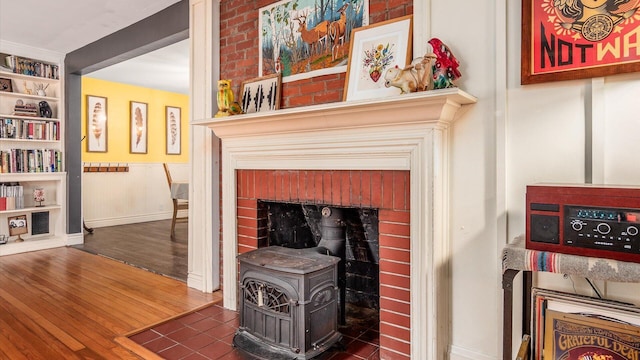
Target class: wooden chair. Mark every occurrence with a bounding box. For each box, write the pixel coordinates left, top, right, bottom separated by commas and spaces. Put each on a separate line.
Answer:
163, 163, 188, 238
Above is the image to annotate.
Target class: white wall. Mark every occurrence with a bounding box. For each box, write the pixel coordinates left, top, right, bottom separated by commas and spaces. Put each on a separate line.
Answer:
82, 162, 189, 227
436, 0, 640, 359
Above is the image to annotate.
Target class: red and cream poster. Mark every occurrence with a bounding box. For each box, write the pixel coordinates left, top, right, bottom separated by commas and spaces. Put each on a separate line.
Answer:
522, 0, 640, 84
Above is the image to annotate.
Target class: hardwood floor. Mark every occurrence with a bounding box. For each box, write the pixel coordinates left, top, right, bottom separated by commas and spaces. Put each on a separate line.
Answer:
0, 246, 219, 359
73, 219, 187, 281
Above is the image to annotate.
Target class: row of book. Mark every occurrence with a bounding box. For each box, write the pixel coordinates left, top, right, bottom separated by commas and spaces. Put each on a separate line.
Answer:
0, 149, 62, 173
0, 183, 24, 211
3, 55, 60, 80
13, 103, 39, 117
0, 118, 61, 141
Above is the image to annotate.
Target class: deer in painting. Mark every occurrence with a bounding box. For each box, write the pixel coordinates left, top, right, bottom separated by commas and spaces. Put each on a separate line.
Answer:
295, 12, 330, 58
329, 3, 349, 61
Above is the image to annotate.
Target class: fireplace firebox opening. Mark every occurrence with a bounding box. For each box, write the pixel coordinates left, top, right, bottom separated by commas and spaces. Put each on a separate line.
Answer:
263, 201, 380, 318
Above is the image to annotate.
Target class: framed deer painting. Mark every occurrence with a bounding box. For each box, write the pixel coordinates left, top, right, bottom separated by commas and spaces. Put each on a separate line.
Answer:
259, 0, 369, 83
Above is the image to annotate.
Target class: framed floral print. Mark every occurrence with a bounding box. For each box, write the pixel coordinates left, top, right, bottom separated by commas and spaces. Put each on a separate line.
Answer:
343, 15, 412, 101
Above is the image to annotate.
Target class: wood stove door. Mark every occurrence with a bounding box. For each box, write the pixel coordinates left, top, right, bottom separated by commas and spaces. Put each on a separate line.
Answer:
239, 274, 298, 350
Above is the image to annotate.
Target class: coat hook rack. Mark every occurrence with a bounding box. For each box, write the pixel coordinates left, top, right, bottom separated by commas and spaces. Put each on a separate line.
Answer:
83, 163, 129, 173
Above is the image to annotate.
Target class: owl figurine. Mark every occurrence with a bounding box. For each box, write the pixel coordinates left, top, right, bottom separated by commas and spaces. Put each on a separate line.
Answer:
427, 38, 462, 89
215, 79, 234, 117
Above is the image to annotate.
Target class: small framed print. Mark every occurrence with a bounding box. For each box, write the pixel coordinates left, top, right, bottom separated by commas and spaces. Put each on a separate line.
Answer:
166, 106, 181, 155
343, 15, 413, 101
130, 101, 148, 154
0, 77, 12, 92
8, 214, 28, 242
239, 73, 281, 114
86, 95, 108, 152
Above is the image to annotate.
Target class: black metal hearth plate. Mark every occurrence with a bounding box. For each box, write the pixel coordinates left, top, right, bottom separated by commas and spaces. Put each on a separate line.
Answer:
233, 332, 297, 360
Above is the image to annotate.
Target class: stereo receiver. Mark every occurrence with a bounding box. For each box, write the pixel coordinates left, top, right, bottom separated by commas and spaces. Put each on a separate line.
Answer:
526, 184, 640, 263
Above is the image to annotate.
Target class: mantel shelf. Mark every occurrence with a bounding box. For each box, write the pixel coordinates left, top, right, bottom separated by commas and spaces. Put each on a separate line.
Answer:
193, 88, 477, 138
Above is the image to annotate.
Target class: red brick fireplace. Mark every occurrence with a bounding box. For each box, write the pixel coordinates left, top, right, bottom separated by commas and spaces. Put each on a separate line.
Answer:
201, 89, 476, 359
237, 169, 410, 358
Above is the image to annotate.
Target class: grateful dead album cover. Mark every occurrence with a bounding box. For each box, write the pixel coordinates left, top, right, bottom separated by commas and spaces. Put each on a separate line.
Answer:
543, 309, 640, 360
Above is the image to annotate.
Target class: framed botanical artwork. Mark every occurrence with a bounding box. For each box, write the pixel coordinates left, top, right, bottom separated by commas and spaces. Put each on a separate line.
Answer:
258, 0, 369, 83
165, 106, 181, 155
521, 0, 640, 85
86, 95, 108, 152
130, 101, 148, 154
343, 15, 413, 101
8, 214, 28, 242
239, 73, 282, 114
0, 77, 12, 92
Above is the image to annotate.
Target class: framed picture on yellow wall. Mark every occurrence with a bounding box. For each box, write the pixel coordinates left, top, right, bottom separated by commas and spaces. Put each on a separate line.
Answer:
165, 106, 181, 155
130, 101, 148, 154
86, 95, 107, 152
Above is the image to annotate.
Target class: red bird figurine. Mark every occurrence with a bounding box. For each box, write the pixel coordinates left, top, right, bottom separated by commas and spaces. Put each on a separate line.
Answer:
427, 38, 461, 89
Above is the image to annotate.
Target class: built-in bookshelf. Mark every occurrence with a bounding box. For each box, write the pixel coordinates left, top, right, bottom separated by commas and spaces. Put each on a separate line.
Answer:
0, 47, 67, 256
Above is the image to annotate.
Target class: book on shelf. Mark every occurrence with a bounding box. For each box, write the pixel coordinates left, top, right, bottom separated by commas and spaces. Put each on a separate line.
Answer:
3, 54, 59, 80
0, 183, 24, 210
1, 118, 60, 140
13, 103, 39, 117
0, 148, 62, 173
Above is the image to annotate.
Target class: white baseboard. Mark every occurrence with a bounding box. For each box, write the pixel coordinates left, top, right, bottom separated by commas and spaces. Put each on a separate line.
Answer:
66, 232, 84, 246
187, 271, 205, 292
449, 345, 497, 360
85, 212, 173, 228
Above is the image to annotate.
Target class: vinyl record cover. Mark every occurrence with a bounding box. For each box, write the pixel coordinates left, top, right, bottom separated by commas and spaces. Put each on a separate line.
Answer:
543, 309, 640, 360
532, 288, 640, 360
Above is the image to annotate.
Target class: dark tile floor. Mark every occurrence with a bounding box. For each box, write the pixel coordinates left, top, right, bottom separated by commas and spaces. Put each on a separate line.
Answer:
129, 303, 380, 360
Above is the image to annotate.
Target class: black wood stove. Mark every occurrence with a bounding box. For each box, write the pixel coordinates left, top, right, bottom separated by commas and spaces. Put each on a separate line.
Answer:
233, 246, 343, 359
233, 206, 350, 359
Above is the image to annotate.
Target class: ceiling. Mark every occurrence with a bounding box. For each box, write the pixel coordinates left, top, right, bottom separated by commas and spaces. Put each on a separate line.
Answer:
85, 40, 189, 94
0, 0, 189, 94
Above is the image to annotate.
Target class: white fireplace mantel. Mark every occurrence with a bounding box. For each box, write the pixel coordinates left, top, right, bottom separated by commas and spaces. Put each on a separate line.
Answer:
195, 88, 476, 360
194, 88, 476, 137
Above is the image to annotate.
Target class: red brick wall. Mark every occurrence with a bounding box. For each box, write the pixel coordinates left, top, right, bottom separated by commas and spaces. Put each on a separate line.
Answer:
220, 0, 413, 109
236, 169, 411, 359
220, 2, 415, 357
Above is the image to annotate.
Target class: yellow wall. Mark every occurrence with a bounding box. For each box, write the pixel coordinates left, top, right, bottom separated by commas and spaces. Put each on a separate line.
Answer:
82, 77, 189, 163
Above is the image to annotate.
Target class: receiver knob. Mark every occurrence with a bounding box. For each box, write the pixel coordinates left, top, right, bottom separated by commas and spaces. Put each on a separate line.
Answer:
571, 219, 584, 231
628, 226, 639, 236
597, 223, 611, 235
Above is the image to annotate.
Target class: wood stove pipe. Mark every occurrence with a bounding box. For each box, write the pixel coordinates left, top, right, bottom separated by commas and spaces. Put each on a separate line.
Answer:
316, 206, 347, 325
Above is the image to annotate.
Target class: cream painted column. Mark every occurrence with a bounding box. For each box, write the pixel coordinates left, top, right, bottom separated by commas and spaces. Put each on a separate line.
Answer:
188, 0, 220, 292
413, 0, 431, 56
411, 2, 435, 359
588, 77, 606, 184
